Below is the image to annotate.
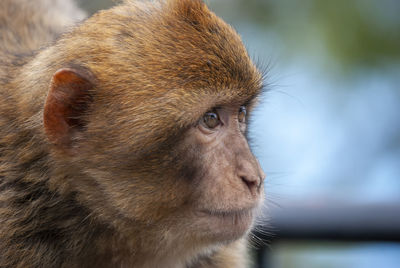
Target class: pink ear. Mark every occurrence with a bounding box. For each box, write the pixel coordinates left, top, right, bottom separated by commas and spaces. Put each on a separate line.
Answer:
43, 68, 94, 148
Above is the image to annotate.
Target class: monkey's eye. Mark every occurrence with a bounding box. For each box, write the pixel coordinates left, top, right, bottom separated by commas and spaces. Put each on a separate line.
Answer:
238, 106, 247, 123
202, 110, 221, 129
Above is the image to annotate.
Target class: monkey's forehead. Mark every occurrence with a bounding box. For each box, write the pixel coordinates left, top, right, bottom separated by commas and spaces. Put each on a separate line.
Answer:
65, 0, 263, 99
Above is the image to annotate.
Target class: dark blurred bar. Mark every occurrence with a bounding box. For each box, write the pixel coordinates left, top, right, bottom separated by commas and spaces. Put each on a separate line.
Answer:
253, 203, 400, 267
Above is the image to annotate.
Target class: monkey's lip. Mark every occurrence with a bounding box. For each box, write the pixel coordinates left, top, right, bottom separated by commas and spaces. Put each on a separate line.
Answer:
198, 207, 255, 218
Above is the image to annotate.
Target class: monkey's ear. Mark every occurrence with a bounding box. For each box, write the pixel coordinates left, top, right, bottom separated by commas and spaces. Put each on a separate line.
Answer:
43, 68, 94, 149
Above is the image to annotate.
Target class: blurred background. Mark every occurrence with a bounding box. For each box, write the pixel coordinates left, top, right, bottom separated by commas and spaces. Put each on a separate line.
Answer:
80, 1, 400, 267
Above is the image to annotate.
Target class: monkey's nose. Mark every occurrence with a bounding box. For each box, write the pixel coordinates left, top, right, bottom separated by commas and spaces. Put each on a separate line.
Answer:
240, 175, 262, 195
237, 158, 265, 195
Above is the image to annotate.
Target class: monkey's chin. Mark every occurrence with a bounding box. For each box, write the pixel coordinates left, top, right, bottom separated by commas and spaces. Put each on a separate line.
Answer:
196, 208, 255, 242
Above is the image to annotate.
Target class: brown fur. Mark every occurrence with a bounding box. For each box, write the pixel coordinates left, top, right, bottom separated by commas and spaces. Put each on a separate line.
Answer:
0, 0, 264, 267
0, 0, 85, 54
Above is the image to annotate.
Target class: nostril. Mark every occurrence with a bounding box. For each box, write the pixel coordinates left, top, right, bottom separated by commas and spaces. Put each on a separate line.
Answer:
240, 176, 260, 194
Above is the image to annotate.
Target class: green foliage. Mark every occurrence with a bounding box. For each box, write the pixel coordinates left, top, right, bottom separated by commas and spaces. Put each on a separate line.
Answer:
210, 0, 400, 71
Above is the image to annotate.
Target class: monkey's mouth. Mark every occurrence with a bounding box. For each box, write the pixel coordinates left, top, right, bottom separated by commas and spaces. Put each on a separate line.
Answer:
200, 208, 253, 217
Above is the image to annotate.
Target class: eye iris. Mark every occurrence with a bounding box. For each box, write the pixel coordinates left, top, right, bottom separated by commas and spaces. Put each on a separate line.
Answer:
203, 112, 220, 128
238, 106, 246, 123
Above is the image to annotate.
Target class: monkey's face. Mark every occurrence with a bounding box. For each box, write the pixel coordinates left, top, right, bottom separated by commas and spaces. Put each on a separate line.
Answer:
87, 101, 266, 244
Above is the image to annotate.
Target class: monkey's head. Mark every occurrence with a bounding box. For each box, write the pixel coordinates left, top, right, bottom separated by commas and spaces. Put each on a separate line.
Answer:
42, 0, 265, 248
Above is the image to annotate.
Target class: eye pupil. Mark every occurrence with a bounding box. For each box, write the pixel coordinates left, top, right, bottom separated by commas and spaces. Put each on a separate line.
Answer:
238, 106, 246, 123
203, 111, 220, 129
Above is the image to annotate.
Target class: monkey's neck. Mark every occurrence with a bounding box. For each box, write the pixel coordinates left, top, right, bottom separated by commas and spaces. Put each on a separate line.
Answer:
80, 216, 213, 268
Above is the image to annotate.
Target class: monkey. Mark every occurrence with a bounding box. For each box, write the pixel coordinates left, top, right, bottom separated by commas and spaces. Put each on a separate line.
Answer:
0, 0, 266, 267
